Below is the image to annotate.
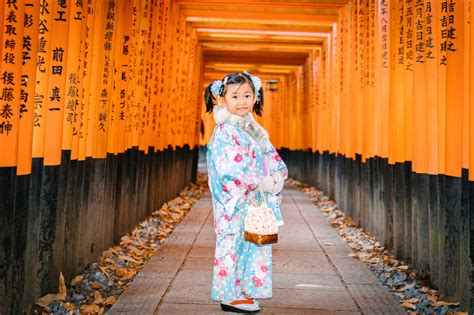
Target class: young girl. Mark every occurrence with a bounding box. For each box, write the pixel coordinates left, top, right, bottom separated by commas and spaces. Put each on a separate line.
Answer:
204, 72, 288, 313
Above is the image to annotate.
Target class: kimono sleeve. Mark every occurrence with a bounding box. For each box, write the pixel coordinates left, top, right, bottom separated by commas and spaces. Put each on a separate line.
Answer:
210, 127, 262, 218
262, 140, 288, 179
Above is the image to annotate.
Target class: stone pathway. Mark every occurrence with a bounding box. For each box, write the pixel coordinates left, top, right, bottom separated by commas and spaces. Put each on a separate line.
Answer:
108, 187, 406, 314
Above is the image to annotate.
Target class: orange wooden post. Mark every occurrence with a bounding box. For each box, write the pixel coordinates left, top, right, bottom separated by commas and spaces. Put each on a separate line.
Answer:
17, 1, 40, 175
135, 0, 151, 152
158, 0, 172, 151
329, 24, 338, 155
393, 0, 406, 164
425, 0, 440, 175
403, 0, 414, 164
470, 0, 474, 181
32, 0, 53, 160
145, 0, 159, 152
94, 0, 118, 158
0, 1, 4, 59
62, 2, 85, 161
43, 1, 71, 165
113, 0, 133, 154
320, 41, 328, 154
0, 0, 25, 167
125, 0, 141, 150
445, 0, 464, 177
86, 0, 105, 158
78, 0, 98, 160
461, 1, 470, 174
106, 0, 122, 155
412, 0, 428, 174
314, 50, 322, 154
437, 0, 447, 175
364, 0, 375, 161
355, 0, 365, 160
377, 0, 390, 159
338, 7, 351, 158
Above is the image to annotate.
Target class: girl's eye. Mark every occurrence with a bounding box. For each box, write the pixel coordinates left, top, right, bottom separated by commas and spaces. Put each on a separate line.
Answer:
245, 95, 251, 98
232, 96, 238, 99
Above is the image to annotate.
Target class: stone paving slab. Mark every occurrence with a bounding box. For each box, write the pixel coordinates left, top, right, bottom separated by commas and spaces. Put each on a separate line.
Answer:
109, 188, 406, 314
155, 303, 362, 315
347, 284, 406, 314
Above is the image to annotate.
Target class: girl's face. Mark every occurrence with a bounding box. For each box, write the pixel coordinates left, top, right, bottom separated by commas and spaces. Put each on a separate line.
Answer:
219, 83, 255, 116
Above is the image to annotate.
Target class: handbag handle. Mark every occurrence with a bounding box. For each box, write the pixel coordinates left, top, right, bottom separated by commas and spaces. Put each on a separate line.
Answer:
250, 186, 268, 208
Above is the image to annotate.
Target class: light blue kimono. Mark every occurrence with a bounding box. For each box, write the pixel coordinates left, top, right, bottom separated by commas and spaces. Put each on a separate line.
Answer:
207, 120, 288, 302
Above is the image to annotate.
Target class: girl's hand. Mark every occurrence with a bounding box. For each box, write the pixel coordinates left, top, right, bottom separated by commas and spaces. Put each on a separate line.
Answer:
260, 172, 284, 195
272, 171, 284, 194
260, 176, 275, 193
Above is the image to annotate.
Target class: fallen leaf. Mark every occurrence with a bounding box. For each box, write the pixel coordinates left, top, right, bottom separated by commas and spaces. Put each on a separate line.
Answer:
35, 272, 67, 307
396, 265, 409, 271
405, 297, 421, 303
433, 300, 460, 307
58, 272, 67, 297
103, 257, 116, 265
426, 293, 438, 303
119, 255, 141, 264
80, 304, 104, 313
71, 275, 84, 286
35, 294, 65, 308
397, 283, 415, 291
63, 302, 76, 311
400, 301, 417, 310
91, 282, 102, 289
94, 291, 105, 304
105, 296, 117, 305
114, 267, 136, 279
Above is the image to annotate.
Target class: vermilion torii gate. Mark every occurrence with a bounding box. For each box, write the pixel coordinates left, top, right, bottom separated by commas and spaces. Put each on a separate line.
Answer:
0, 0, 473, 313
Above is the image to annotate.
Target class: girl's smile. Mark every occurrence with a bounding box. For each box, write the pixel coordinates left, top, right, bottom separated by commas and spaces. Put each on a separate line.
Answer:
219, 83, 256, 116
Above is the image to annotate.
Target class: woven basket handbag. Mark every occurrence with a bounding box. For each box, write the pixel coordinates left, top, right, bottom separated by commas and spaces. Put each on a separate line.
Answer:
244, 188, 278, 245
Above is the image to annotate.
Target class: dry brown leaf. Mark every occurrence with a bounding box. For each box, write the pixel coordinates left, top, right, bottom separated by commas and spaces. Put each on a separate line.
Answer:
35, 293, 65, 308
105, 296, 117, 305
94, 291, 105, 304
395, 292, 404, 299
405, 297, 421, 303
59, 272, 66, 296
91, 282, 102, 289
368, 257, 380, 265
35, 272, 67, 307
433, 300, 460, 307
80, 304, 104, 313
103, 247, 119, 256
400, 301, 417, 310
71, 275, 84, 286
120, 235, 133, 245
103, 257, 116, 265
115, 267, 136, 279
119, 255, 141, 264
356, 252, 373, 262
396, 265, 409, 271
99, 266, 111, 277
426, 293, 438, 303
398, 283, 415, 291
63, 302, 76, 311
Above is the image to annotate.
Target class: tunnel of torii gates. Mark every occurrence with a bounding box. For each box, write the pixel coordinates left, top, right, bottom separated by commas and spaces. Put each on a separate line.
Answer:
0, 0, 473, 313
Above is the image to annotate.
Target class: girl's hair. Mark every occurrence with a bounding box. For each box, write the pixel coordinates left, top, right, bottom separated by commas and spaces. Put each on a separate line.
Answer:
204, 72, 264, 116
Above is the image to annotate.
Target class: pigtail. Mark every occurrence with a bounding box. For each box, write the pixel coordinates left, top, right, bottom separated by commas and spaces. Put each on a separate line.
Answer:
253, 87, 264, 116
204, 83, 216, 113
